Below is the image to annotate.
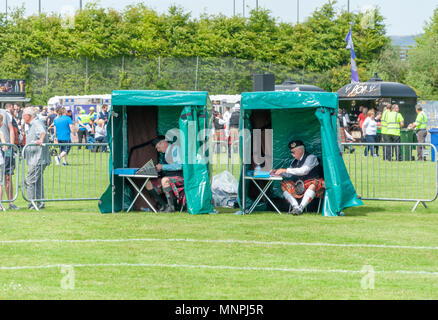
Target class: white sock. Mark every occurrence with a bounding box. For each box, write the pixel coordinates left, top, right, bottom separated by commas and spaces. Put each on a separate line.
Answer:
283, 191, 298, 208
300, 189, 316, 210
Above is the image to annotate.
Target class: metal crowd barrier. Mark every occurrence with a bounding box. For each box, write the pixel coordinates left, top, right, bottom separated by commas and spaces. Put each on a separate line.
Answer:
7, 140, 436, 213
21, 143, 109, 210
209, 135, 241, 179
209, 140, 229, 175
0, 144, 21, 211
229, 140, 240, 178
341, 142, 438, 212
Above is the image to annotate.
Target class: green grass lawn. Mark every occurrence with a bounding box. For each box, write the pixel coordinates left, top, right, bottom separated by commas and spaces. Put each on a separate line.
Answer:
1, 199, 437, 299
0, 147, 437, 299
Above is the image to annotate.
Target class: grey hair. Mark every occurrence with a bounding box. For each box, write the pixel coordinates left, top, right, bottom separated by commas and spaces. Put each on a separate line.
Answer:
415, 104, 423, 111
22, 107, 37, 118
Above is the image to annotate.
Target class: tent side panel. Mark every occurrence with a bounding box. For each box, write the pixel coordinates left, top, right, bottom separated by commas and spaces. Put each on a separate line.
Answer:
180, 106, 214, 214
99, 105, 129, 213
315, 108, 364, 216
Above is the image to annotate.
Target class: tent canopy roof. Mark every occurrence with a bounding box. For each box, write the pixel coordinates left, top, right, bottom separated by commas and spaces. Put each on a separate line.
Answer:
111, 90, 209, 107
241, 91, 338, 110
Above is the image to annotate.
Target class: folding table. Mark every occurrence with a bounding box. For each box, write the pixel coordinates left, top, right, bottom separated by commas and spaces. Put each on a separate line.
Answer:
243, 175, 283, 214
116, 173, 158, 213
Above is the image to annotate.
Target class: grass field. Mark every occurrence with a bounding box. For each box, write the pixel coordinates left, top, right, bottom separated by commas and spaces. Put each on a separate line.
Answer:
1, 199, 437, 299
0, 147, 437, 300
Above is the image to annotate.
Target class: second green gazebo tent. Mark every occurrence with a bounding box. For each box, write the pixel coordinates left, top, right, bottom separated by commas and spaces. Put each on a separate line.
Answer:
238, 91, 363, 217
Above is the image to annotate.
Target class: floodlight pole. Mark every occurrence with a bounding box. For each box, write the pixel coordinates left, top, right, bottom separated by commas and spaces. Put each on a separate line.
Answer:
297, 0, 300, 24
233, 0, 235, 16
348, 0, 350, 13
243, 0, 245, 18
256, 0, 258, 11
38, 0, 41, 14
80, 0, 82, 11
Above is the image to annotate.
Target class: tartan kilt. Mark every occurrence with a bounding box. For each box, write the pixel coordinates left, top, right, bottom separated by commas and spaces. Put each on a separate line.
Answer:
281, 178, 325, 199
214, 130, 225, 142
152, 176, 186, 207
230, 128, 239, 144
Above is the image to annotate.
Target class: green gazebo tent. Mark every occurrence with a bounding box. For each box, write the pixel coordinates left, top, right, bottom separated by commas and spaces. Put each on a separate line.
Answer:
238, 91, 363, 217
98, 90, 214, 215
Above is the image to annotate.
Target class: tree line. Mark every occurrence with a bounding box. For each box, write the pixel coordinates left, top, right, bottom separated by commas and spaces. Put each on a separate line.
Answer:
0, 1, 436, 103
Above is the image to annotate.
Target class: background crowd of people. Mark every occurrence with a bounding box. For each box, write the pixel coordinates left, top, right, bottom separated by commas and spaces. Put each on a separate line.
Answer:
2, 103, 109, 154
212, 102, 240, 154
338, 103, 428, 161
0, 103, 110, 210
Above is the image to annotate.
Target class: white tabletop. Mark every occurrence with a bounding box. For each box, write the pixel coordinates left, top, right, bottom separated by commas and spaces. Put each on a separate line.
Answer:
117, 174, 159, 178
244, 175, 283, 181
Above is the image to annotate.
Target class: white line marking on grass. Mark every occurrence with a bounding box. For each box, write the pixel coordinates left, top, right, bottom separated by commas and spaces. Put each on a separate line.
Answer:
0, 263, 438, 276
1, 238, 438, 251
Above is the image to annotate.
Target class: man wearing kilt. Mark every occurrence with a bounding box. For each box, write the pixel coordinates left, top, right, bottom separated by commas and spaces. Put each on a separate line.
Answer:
146, 135, 185, 213
273, 140, 325, 215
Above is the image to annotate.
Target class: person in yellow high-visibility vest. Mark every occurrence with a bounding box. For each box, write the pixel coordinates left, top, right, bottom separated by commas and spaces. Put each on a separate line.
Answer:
385, 104, 404, 161
77, 109, 91, 150
381, 104, 391, 160
408, 104, 428, 161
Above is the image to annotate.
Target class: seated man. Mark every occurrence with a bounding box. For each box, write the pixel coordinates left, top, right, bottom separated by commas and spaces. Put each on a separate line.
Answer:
145, 135, 184, 212
273, 140, 325, 215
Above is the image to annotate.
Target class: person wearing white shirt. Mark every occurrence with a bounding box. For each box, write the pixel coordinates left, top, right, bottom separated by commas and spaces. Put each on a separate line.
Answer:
222, 106, 232, 137
93, 119, 107, 152
273, 140, 325, 215
362, 110, 377, 157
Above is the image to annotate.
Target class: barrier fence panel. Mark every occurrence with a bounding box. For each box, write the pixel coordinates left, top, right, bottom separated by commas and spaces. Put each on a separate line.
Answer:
229, 140, 240, 180
209, 134, 241, 180
21, 143, 109, 210
341, 142, 438, 212
209, 140, 229, 177
0, 144, 21, 211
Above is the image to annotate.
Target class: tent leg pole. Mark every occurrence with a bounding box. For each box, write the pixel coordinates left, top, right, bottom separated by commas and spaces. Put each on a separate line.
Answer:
111, 111, 114, 214
242, 110, 246, 214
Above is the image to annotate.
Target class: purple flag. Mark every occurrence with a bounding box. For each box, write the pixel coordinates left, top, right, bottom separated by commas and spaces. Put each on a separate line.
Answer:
345, 27, 360, 83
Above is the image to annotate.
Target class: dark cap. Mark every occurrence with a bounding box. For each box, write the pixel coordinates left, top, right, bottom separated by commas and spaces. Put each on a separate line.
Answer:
288, 140, 304, 149
151, 135, 166, 147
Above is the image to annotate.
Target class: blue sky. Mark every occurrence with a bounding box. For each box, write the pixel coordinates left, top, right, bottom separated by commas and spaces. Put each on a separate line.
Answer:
5, 0, 437, 36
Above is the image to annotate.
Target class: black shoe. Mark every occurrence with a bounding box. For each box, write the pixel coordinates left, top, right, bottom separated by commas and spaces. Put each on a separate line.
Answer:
149, 189, 167, 212
38, 203, 45, 210
163, 204, 176, 213
8, 203, 20, 210
164, 187, 177, 213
